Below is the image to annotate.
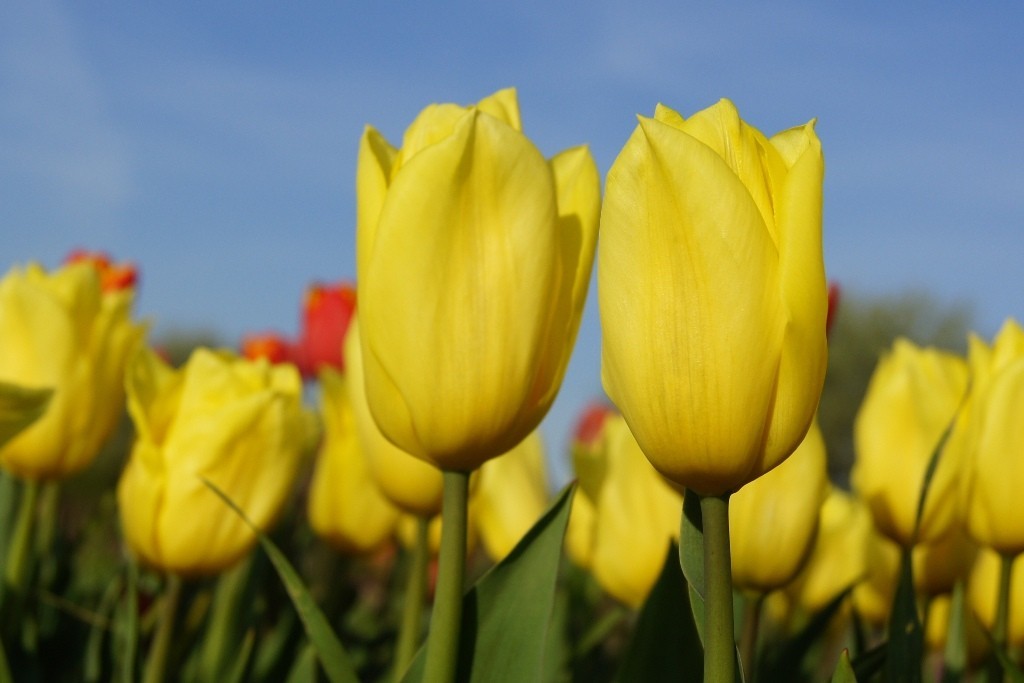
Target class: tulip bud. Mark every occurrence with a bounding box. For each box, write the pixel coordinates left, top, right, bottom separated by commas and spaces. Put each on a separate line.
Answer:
0, 260, 145, 479
730, 419, 828, 593
357, 88, 600, 472
964, 319, 1024, 555
307, 367, 399, 554
599, 99, 827, 495
293, 282, 356, 378
851, 338, 968, 546
117, 346, 307, 575
241, 332, 294, 365
570, 412, 682, 607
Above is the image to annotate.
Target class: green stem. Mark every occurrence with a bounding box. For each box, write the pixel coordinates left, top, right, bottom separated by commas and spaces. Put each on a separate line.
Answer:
142, 574, 183, 683
394, 516, 430, 682
701, 493, 735, 683
198, 553, 253, 682
3, 479, 39, 595
987, 554, 1015, 683
422, 470, 469, 683
740, 593, 763, 683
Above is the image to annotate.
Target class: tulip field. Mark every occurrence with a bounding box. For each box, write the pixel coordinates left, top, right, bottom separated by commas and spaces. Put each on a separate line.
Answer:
3, 90, 1023, 683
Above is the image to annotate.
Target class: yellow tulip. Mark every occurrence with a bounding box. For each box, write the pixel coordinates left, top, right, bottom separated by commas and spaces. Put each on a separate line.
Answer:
0, 382, 51, 450
117, 346, 307, 575
964, 319, 1024, 555
357, 88, 600, 472
788, 487, 872, 615
851, 338, 968, 546
0, 261, 145, 479
571, 412, 682, 608
599, 99, 826, 496
307, 368, 399, 554
968, 546, 1024, 646
730, 419, 828, 593
474, 430, 549, 562
344, 316, 444, 516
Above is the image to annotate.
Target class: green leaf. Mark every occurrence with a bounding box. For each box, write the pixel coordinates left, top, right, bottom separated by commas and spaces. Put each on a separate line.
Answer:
403, 483, 576, 683
284, 642, 319, 683
679, 490, 706, 645
0, 382, 51, 450
203, 478, 360, 683
830, 649, 858, 683
884, 548, 922, 683
222, 628, 255, 683
941, 580, 967, 683
615, 542, 703, 682
851, 642, 886, 682
980, 620, 1024, 683
761, 585, 853, 681
115, 558, 139, 683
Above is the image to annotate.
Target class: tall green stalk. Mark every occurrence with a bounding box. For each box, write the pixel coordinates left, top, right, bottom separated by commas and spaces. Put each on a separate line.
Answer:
422, 470, 469, 683
3, 480, 39, 597
394, 516, 430, 681
701, 493, 735, 683
987, 553, 1016, 683
142, 574, 183, 683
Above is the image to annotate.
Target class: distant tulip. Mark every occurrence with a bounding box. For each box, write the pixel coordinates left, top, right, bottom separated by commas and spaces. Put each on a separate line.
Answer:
599, 99, 827, 495
0, 260, 145, 479
64, 249, 139, 292
570, 412, 682, 607
241, 332, 294, 365
117, 347, 307, 575
357, 88, 600, 472
968, 546, 1024, 646
964, 319, 1024, 555
294, 282, 356, 378
307, 367, 399, 554
851, 338, 968, 546
730, 419, 828, 593
474, 431, 549, 562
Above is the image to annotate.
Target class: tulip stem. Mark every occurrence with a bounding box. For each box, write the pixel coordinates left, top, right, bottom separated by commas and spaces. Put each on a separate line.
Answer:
143, 574, 183, 683
3, 479, 39, 597
701, 493, 735, 683
394, 516, 430, 681
740, 593, 764, 683
987, 553, 1015, 683
423, 470, 469, 683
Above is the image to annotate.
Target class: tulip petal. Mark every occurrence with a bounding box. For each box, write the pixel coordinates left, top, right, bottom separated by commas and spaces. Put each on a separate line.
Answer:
356, 126, 397, 278
476, 87, 522, 131
475, 431, 549, 561
761, 122, 827, 470
599, 114, 784, 495
361, 109, 559, 469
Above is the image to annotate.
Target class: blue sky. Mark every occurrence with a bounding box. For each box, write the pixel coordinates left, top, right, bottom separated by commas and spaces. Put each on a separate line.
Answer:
3, 2, 1023, 476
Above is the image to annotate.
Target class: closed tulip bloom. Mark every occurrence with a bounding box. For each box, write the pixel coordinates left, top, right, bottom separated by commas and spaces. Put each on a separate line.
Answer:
730, 419, 828, 593
964, 319, 1024, 555
308, 368, 399, 554
0, 261, 145, 480
294, 282, 357, 378
852, 339, 968, 546
475, 431, 549, 562
117, 346, 307, 575
788, 488, 872, 614
346, 317, 444, 516
575, 413, 682, 608
357, 88, 600, 471
968, 546, 1024, 646
599, 99, 826, 496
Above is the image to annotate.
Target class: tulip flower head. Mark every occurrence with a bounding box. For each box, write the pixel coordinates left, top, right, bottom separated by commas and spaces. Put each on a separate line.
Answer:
599, 99, 827, 496
963, 319, 1024, 555
241, 332, 294, 365
294, 282, 356, 378
851, 338, 968, 546
357, 88, 600, 472
0, 259, 145, 480
117, 346, 307, 575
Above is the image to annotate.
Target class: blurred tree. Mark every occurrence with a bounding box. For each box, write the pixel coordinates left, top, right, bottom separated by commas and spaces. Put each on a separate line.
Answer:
819, 290, 973, 487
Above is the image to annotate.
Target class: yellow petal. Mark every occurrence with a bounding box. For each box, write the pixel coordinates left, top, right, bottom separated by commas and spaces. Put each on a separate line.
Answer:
361, 109, 559, 469
356, 125, 397, 279
308, 368, 399, 553
475, 431, 549, 562
599, 114, 784, 495
476, 87, 522, 131
347, 317, 443, 516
